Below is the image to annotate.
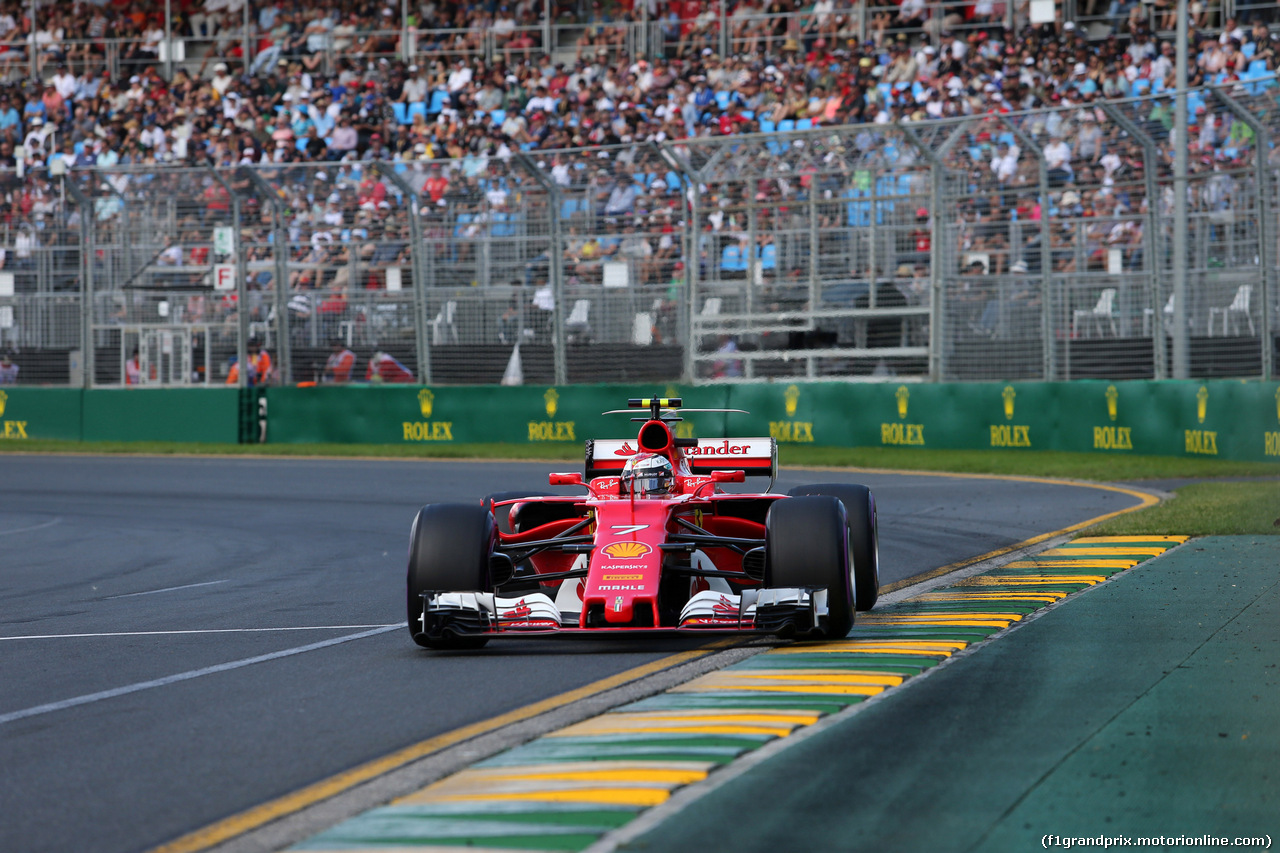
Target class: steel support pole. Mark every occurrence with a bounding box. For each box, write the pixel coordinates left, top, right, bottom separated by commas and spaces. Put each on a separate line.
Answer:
1000, 117, 1056, 379
207, 169, 248, 388
901, 122, 962, 381
1172, 0, 1190, 378
375, 162, 431, 383
63, 177, 94, 388
1211, 87, 1273, 380
1102, 103, 1167, 378
237, 167, 292, 383
515, 153, 566, 385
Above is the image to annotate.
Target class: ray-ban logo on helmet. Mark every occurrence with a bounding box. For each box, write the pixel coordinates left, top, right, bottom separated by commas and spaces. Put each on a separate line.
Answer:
602, 542, 651, 559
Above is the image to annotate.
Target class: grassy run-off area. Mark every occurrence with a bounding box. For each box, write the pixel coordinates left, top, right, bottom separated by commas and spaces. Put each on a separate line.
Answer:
3, 440, 1277, 535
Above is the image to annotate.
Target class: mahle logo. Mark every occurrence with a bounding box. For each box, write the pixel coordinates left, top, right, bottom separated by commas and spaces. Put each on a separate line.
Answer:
896, 385, 910, 419
1106, 385, 1119, 421
544, 387, 559, 418
784, 384, 800, 417
418, 388, 434, 418
1002, 386, 1016, 420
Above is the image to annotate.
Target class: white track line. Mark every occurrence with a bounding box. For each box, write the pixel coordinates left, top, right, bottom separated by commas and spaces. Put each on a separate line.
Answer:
0, 625, 400, 726
0, 625, 401, 641
0, 517, 61, 536
106, 580, 230, 599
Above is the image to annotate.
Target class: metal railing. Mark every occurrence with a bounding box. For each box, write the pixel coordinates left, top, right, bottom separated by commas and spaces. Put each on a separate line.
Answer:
0, 82, 1274, 389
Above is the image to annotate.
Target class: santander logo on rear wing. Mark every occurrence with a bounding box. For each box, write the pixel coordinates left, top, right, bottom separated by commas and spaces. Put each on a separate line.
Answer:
586, 437, 778, 479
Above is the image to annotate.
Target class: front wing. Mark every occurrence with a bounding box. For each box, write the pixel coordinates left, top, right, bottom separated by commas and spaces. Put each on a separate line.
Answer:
413, 587, 836, 640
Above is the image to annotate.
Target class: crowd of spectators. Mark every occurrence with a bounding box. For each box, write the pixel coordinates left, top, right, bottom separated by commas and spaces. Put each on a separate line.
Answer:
0, 0, 1272, 180
0, 0, 1276, 376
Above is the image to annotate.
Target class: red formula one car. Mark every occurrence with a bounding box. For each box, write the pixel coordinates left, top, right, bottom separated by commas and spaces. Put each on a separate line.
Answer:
407, 397, 879, 649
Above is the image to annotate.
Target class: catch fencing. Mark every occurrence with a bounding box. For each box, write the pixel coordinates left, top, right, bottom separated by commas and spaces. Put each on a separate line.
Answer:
0, 83, 1275, 388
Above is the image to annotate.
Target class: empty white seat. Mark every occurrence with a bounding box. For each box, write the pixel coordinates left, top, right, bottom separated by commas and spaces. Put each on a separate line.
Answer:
1207, 285, 1254, 336
1072, 287, 1118, 338
430, 300, 458, 344
632, 312, 654, 345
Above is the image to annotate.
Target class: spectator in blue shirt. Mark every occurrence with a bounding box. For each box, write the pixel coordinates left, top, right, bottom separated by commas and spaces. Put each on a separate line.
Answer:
0, 95, 19, 134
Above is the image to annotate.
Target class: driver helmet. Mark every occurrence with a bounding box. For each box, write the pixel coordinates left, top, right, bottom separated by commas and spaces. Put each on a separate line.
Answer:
621, 452, 675, 497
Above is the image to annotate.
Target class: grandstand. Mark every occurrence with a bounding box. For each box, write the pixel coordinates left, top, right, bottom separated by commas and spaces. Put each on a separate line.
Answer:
0, 0, 1274, 386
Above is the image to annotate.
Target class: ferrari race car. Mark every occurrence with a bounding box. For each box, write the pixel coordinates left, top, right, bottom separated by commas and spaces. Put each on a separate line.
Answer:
407, 397, 879, 649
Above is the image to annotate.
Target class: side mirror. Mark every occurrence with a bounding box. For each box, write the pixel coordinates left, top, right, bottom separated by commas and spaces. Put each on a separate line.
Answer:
549, 472, 585, 486
710, 470, 746, 484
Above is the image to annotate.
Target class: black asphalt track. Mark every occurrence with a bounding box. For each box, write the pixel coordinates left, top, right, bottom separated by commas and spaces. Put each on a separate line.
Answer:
0, 455, 1143, 853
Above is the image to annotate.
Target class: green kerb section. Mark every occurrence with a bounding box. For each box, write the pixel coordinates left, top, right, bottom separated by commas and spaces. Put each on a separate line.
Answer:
288, 536, 1187, 853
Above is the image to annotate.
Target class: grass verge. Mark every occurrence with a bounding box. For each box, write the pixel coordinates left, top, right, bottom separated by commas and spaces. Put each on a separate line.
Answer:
1087, 482, 1280, 537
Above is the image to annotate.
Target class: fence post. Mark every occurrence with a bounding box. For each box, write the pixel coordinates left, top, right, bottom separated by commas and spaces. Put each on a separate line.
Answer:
375, 162, 432, 384
236, 167, 293, 384
660, 143, 699, 383
62, 176, 94, 388
515, 153, 567, 385
999, 117, 1056, 380
1210, 86, 1273, 381
1102, 103, 1167, 379
899, 123, 951, 381
205, 169, 247, 388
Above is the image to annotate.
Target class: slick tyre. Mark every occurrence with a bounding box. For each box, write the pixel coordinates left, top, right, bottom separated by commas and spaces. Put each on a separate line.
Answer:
407, 503, 496, 650
787, 484, 880, 611
766, 495, 854, 639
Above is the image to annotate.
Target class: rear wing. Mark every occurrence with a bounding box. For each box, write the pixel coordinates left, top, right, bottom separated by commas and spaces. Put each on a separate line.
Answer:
585, 438, 778, 482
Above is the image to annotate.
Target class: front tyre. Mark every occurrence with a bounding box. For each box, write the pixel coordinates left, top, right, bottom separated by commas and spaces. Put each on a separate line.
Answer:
407, 503, 496, 650
766, 496, 853, 639
787, 484, 879, 611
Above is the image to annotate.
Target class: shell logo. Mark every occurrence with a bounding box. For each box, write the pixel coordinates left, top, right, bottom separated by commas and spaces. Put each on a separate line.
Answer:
602, 541, 652, 559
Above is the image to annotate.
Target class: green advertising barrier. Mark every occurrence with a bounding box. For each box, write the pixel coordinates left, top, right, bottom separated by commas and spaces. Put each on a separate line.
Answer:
3, 380, 1276, 462
263, 384, 734, 446
718, 379, 1280, 462
0, 388, 82, 441
81, 388, 241, 443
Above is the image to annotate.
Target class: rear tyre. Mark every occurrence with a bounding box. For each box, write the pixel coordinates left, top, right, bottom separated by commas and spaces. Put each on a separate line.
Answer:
787, 484, 880, 611
407, 503, 496, 650
766, 496, 853, 639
